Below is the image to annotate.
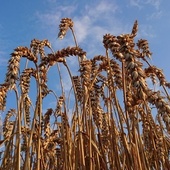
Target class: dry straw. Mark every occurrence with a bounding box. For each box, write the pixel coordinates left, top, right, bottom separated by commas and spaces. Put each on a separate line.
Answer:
0, 18, 169, 170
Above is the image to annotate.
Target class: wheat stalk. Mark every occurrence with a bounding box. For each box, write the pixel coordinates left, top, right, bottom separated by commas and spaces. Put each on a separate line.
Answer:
0, 18, 169, 170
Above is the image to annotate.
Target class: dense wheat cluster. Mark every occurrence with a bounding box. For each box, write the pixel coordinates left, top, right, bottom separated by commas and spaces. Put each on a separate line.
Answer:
0, 18, 170, 170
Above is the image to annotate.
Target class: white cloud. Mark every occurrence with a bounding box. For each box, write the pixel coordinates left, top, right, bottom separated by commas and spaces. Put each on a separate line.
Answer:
147, 10, 162, 20
138, 24, 155, 38
36, 11, 61, 27
35, 0, 128, 58
35, 4, 76, 27
35, 0, 159, 59
73, 16, 91, 43
145, 0, 161, 9
71, 0, 125, 47
86, 0, 118, 18
129, 0, 141, 8
0, 39, 8, 66
129, 0, 161, 9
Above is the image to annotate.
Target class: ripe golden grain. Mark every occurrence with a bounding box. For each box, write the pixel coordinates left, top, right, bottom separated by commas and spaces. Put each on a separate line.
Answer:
0, 18, 169, 170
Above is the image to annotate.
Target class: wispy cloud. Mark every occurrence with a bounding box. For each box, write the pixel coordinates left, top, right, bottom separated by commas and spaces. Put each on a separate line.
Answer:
145, 0, 161, 9
147, 10, 162, 20
73, 16, 91, 43
35, 0, 128, 56
36, 4, 76, 25
36, 11, 61, 26
129, 0, 141, 8
86, 0, 118, 18
0, 38, 8, 67
129, 0, 161, 9
138, 24, 155, 38
71, 1, 128, 52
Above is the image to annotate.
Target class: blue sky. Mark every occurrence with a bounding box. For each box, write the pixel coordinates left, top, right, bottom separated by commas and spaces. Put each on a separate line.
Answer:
0, 0, 170, 72
0, 0, 170, 112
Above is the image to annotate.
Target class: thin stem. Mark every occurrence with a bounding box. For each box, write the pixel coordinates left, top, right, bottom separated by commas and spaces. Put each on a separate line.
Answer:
122, 59, 131, 143
56, 63, 65, 97
70, 27, 78, 47
24, 59, 29, 69
14, 87, 21, 170
70, 27, 82, 66
37, 84, 42, 170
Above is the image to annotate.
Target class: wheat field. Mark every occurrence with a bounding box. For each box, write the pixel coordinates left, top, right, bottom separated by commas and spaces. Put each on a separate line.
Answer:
0, 18, 170, 170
